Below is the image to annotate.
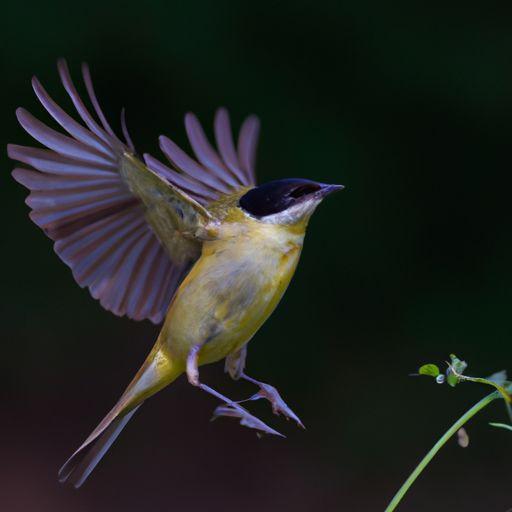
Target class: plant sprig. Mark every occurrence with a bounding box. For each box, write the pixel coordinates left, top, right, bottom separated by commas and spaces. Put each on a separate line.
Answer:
385, 355, 512, 512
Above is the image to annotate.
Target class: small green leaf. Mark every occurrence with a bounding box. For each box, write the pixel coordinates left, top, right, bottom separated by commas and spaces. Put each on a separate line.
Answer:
489, 422, 512, 432
419, 364, 440, 378
447, 372, 459, 387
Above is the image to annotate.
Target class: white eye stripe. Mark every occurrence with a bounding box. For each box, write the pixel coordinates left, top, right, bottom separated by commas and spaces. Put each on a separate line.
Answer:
252, 197, 322, 225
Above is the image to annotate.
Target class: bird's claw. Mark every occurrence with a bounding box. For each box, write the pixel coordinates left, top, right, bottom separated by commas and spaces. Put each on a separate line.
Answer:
211, 403, 285, 438
249, 382, 305, 429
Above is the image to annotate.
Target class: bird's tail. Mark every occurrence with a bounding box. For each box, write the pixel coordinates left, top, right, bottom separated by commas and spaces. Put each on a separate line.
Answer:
58, 346, 181, 488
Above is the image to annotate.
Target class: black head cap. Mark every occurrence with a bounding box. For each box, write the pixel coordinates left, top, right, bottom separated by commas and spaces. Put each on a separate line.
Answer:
239, 178, 341, 218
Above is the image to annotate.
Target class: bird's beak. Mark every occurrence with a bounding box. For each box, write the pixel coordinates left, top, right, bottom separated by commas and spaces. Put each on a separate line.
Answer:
318, 183, 345, 198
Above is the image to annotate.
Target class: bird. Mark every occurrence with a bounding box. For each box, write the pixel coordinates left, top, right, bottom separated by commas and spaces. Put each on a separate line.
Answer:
8, 60, 343, 488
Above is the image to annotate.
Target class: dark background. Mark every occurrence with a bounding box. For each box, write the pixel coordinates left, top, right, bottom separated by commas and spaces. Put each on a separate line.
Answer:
2, 1, 512, 510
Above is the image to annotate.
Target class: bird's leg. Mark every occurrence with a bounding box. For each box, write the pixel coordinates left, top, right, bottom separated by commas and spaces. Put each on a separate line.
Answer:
224, 347, 305, 429
224, 344, 247, 380
186, 343, 284, 437
186, 343, 202, 386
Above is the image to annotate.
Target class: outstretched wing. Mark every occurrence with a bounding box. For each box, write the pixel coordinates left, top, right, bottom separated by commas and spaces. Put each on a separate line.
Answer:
8, 60, 260, 323
143, 108, 260, 200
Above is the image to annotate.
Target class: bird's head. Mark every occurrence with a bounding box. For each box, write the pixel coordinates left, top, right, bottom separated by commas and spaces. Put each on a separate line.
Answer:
239, 178, 344, 226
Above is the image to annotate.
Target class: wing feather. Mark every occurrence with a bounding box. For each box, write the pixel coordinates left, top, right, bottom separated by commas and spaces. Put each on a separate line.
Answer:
184, 112, 238, 188
32, 77, 111, 155
9, 61, 210, 323
9, 60, 262, 324
214, 107, 246, 185
9, 145, 116, 176
238, 115, 260, 185
145, 108, 260, 203
16, 108, 115, 166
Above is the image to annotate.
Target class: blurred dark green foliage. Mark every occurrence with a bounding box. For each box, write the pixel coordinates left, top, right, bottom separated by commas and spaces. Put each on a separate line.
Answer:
2, 1, 512, 510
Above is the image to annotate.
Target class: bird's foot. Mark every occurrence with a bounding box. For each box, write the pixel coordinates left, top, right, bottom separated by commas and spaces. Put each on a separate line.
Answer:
212, 402, 285, 438
189, 345, 284, 437
197, 382, 283, 437
242, 377, 305, 429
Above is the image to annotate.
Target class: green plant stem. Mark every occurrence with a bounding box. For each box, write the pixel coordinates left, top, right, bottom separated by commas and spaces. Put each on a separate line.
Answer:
384, 391, 500, 512
505, 401, 512, 424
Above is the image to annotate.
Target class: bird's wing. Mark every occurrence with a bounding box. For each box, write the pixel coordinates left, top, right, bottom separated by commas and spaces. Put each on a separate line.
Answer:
144, 105, 260, 198
8, 60, 260, 324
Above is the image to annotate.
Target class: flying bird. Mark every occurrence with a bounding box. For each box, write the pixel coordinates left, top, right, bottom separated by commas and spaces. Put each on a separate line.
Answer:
8, 60, 343, 488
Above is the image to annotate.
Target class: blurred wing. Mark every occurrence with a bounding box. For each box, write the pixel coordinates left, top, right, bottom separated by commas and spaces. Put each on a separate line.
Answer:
8, 60, 217, 324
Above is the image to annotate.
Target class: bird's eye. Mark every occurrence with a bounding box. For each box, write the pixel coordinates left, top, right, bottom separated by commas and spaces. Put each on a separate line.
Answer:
289, 184, 320, 198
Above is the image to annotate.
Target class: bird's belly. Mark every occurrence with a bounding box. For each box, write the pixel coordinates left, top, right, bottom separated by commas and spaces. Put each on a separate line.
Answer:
160, 237, 302, 366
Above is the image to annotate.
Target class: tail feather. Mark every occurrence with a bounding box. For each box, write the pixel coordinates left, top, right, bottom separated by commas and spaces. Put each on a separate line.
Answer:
58, 404, 142, 488
58, 346, 181, 488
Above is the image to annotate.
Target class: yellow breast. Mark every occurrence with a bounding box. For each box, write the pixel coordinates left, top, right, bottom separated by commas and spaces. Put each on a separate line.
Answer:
158, 209, 305, 367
